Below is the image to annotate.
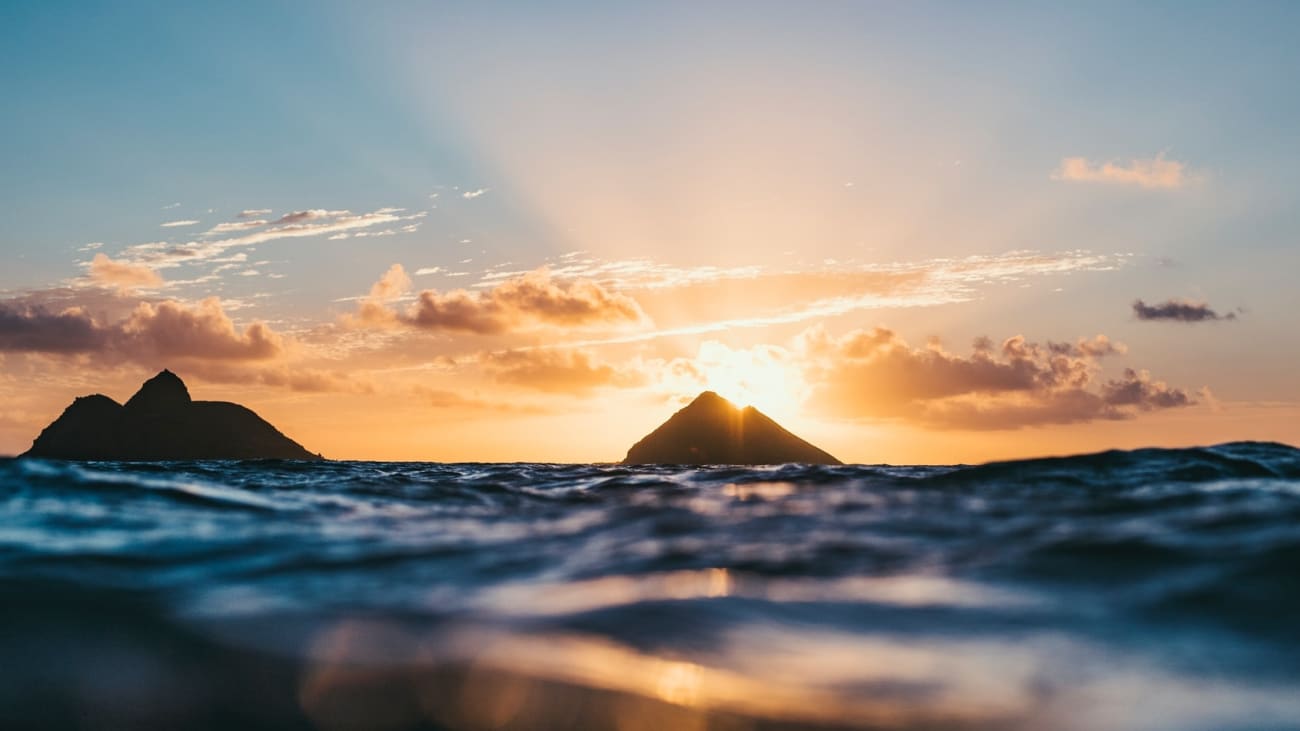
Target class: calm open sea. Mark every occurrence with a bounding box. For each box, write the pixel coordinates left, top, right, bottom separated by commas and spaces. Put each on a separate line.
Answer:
2, 442, 1298, 730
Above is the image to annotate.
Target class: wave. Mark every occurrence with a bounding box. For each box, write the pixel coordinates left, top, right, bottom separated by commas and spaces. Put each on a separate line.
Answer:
1, 442, 1299, 729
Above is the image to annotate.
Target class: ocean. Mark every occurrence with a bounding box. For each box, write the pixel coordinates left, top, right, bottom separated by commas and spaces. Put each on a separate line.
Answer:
1, 442, 1298, 730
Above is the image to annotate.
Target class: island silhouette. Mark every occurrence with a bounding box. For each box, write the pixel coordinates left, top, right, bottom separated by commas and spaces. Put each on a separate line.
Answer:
623, 390, 841, 465
22, 370, 321, 461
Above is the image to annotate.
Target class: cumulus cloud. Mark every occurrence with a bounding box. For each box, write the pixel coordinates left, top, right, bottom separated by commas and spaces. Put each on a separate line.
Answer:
462, 188, 489, 199
0, 296, 283, 363
348, 264, 413, 328
1133, 298, 1236, 322
480, 348, 647, 394
799, 326, 1193, 429
118, 298, 283, 361
160, 219, 201, 228
0, 304, 109, 354
1052, 154, 1191, 189
87, 253, 164, 291
350, 266, 648, 335
369, 263, 412, 301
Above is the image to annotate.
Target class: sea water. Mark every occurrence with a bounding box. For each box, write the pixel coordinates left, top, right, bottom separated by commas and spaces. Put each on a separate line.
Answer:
1, 442, 1298, 730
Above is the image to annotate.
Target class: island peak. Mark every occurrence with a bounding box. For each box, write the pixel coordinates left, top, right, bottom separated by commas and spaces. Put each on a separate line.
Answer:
124, 369, 191, 412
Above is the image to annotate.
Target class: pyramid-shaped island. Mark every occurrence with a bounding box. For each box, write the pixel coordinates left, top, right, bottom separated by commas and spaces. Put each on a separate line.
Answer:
623, 391, 841, 465
22, 370, 322, 461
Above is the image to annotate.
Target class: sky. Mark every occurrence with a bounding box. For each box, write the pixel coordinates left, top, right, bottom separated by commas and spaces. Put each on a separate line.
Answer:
2, 1, 1298, 462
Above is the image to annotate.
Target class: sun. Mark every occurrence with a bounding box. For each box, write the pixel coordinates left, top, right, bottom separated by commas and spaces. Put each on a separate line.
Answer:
690, 341, 804, 417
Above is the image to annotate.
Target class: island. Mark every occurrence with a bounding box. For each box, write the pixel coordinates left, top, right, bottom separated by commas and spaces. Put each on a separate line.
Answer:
623, 391, 841, 465
21, 370, 322, 461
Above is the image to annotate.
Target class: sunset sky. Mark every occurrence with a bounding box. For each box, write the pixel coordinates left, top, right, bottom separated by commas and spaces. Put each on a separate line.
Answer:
2, 2, 1297, 462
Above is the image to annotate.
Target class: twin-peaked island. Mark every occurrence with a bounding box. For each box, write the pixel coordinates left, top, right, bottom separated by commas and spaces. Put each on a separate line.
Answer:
23, 370, 321, 461
23, 371, 841, 465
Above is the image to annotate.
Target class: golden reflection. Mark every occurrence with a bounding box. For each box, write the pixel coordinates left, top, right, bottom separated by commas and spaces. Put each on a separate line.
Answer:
296, 616, 1044, 730
654, 660, 703, 706
707, 567, 732, 598
476, 568, 1031, 618
724, 481, 797, 501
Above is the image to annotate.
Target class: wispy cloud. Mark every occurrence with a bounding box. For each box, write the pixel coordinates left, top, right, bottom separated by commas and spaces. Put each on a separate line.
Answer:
271, 209, 348, 225
160, 219, 201, 228
462, 188, 489, 199
237, 209, 272, 218
122, 207, 425, 269
1133, 298, 1236, 322
161, 202, 181, 210
179, 361, 370, 394
1052, 154, 1192, 189
480, 348, 647, 394
203, 220, 267, 235
535, 250, 1127, 349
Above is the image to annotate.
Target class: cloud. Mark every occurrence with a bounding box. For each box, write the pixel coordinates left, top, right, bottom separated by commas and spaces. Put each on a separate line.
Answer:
480, 348, 647, 394
237, 209, 272, 218
351, 266, 648, 335
122, 207, 423, 269
203, 220, 267, 235
799, 326, 1193, 429
0, 296, 283, 363
179, 361, 370, 393
271, 209, 348, 225
492, 250, 1127, 350
1052, 155, 1191, 189
160, 219, 201, 228
368, 263, 412, 301
115, 298, 283, 361
411, 385, 548, 414
1133, 298, 1235, 322
162, 202, 181, 210
87, 253, 164, 291
0, 304, 109, 354
462, 188, 489, 199
348, 264, 413, 328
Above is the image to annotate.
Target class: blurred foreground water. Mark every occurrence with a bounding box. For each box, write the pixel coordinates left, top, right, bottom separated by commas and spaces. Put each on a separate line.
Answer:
2, 442, 1299, 730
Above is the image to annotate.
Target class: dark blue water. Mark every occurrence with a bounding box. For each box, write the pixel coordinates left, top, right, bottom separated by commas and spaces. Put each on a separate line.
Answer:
2, 442, 1299, 730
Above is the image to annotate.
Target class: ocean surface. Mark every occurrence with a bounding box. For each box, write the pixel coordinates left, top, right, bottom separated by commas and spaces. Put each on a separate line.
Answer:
2, 442, 1298, 731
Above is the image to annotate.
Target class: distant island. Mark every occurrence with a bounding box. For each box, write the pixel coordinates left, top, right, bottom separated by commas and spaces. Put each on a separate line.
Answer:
22, 370, 322, 461
623, 391, 841, 465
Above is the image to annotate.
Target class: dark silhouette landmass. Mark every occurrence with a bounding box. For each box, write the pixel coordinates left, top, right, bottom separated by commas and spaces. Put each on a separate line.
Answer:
623, 391, 841, 465
22, 370, 322, 460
